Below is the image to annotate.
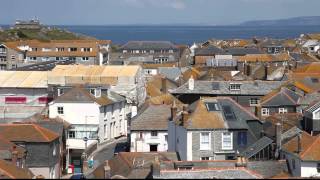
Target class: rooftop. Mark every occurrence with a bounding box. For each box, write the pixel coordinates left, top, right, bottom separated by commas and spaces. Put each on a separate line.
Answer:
0, 159, 34, 179
0, 124, 59, 143
283, 131, 320, 161
170, 80, 283, 96
120, 41, 177, 51
131, 104, 171, 131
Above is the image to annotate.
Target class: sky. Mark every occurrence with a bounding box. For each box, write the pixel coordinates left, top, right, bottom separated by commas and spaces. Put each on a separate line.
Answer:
0, 0, 320, 25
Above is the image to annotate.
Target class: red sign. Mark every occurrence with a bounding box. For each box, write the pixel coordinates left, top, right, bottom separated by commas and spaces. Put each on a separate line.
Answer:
5, 97, 27, 104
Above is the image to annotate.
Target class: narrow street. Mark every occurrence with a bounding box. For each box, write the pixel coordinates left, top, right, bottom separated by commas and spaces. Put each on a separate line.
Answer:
84, 137, 128, 177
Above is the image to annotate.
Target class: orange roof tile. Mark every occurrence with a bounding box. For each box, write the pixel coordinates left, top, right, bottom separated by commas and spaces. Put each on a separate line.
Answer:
0, 124, 59, 143
283, 131, 320, 161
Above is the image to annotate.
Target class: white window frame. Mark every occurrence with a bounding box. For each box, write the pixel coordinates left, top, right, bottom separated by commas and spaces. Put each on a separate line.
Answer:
57, 88, 64, 96
249, 98, 259, 106
221, 132, 233, 150
200, 132, 211, 150
229, 83, 241, 91
82, 57, 89, 61
279, 108, 288, 114
314, 109, 320, 120
201, 157, 210, 161
262, 108, 269, 116
29, 57, 37, 61
57, 106, 64, 115
151, 131, 158, 138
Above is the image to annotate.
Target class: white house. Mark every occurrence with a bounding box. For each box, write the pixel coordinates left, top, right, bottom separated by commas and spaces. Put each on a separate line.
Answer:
48, 86, 127, 171
282, 131, 320, 178
168, 97, 262, 161
130, 104, 170, 152
302, 40, 320, 53
304, 101, 320, 135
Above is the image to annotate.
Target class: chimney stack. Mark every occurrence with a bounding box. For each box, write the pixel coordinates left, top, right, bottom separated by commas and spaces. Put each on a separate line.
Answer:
104, 160, 111, 179
246, 63, 251, 76
181, 106, 189, 126
152, 156, 161, 177
170, 101, 177, 121
188, 75, 194, 91
275, 123, 282, 159
161, 77, 167, 93
11, 146, 18, 167
297, 132, 302, 154
264, 64, 269, 80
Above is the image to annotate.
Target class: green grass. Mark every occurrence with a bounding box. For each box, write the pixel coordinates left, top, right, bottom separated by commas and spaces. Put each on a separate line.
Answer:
0, 27, 88, 42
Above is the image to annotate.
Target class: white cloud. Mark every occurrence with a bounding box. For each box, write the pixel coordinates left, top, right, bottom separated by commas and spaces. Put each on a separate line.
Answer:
123, 0, 186, 10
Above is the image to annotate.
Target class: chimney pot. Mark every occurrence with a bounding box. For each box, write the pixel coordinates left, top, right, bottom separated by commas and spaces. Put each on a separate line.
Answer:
104, 160, 111, 179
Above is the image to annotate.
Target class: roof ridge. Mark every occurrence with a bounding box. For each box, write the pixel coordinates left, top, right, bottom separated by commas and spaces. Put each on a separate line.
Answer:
300, 134, 320, 159
33, 124, 50, 142
282, 89, 298, 105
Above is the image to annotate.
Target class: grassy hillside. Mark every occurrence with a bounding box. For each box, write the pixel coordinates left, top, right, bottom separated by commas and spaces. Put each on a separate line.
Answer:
0, 26, 94, 42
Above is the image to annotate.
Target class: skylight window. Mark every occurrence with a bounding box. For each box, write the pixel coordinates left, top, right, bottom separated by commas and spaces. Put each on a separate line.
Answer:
206, 103, 221, 111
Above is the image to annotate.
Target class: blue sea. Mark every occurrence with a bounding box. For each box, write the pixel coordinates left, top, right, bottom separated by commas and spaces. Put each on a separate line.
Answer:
3, 24, 320, 45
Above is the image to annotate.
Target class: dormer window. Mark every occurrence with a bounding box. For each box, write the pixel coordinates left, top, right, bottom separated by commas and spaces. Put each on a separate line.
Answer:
90, 88, 101, 98
229, 83, 241, 91
57, 88, 64, 96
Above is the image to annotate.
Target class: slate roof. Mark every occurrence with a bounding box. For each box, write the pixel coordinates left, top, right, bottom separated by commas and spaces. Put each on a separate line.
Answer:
158, 67, 182, 81
283, 131, 320, 161
131, 104, 171, 131
297, 91, 320, 105
0, 159, 34, 179
156, 160, 288, 179
0, 124, 59, 143
0, 137, 26, 159
120, 41, 177, 51
260, 87, 301, 107
305, 101, 320, 113
182, 97, 259, 130
194, 45, 225, 56
225, 48, 263, 56
241, 136, 273, 158
87, 152, 178, 179
53, 87, 124, 106
170, 80, 283, 96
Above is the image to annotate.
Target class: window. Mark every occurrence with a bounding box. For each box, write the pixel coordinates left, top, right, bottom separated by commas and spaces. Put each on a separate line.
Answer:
315, 110, 320, 119
229, 83, 241, 91
139, 132, 143, 139
57, 88, 64, 96
53, 144, 57, 156
69, 47, 77, 52
292, 159, 296, 169
151, 131, 158, 137
262, 108, 269, 116
123, 50, 127, 53
68, 131, 75, 138
150, 50, 155, 54
31, 48, 38, 51
56, 47, 65, 52
82, 57, 89, 61
200, 132, 210, 150
279, 108, 288, 114
90, 88, 96, 96
29, 57, 37, 61
317, 163, 320, 173
237, 132, 247, 146
249, 98, 259, 106
57, 106, 64, 115
169, 49, 174, 53
201, 157, 210, 161
83, 48, 91, 52
5, 97, 27, 104
206, 103, 220, 111
222, 132, 233, 150
11, 55, 15, 60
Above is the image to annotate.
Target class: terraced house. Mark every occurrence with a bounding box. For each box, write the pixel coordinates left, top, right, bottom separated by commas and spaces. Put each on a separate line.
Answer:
0, 43, 24, 70
168, 97, 262, 161
111, 41, 180, 65
4, 39, 111, 66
